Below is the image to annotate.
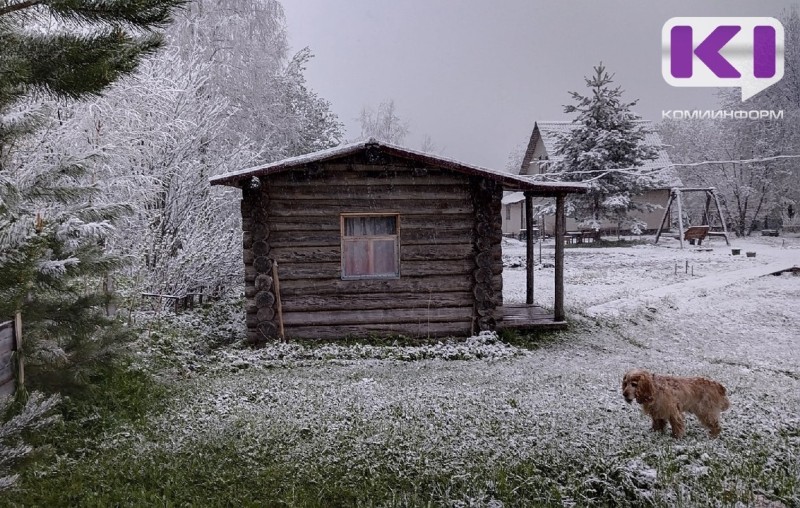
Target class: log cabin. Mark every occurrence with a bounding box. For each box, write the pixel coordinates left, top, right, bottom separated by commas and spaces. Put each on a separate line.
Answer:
210, 138, 587, 343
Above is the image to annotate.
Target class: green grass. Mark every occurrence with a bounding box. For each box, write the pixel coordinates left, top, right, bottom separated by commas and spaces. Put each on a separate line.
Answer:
13, 426, 798, 507
16, 363, 168, 475
7, 303, 798, 507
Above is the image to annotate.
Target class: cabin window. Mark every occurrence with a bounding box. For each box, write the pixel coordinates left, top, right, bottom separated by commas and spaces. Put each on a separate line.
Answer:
341, 214, 400, 279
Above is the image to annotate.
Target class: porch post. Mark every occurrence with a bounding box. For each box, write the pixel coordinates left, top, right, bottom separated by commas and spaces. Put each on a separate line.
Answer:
554, 194, 565, 321
525, 192, 534, 305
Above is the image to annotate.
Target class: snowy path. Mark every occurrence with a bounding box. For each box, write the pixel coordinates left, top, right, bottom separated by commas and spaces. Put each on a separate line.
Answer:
585, 248, 799, 317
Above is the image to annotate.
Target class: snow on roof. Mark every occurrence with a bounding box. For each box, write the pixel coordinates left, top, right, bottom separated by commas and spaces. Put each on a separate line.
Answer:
210, 138, 589, 195
501, 191, 525, 205
527, 121, 683, 188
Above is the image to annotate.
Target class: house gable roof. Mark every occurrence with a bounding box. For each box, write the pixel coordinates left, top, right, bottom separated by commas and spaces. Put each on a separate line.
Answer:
210, 138, 588, 196
519, 121, 683, 188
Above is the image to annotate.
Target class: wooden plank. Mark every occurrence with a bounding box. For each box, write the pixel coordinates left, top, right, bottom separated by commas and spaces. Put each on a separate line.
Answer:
270, 246, 341, 264
285, 321, 473, 340
266, 214, 474, 233
267, 199, 473, 217
268, 228, 473, 248
0, 379, 14, 398
282, 306, 473, 327
276, 259, 477, 281
271, 165, 468, 185
281, 292, 474, 313
402, 228, 475, 245
0, 349, 13, 384
0, 333, 13, 355
280, 274, 473, 296
402, 244, 474, 261
497, 304, 567, 331
0, 321, 12, 342
270, 184, 471, 200
302, 162, 466, 185
270, 243, 474, 264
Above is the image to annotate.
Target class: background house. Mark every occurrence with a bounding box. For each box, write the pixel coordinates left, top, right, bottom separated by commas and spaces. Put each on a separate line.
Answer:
503, 121, 682, 237
211, 139, 586, 342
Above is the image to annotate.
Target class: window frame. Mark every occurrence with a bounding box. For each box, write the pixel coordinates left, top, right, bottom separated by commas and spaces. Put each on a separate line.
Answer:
340, 213, 401, 280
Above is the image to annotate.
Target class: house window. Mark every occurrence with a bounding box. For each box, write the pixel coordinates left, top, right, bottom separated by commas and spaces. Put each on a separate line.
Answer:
341, 214, 400, 279
505, 206, 511, 220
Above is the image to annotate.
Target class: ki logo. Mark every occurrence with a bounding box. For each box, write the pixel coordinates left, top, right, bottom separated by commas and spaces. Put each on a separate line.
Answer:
662, 17, 784, 101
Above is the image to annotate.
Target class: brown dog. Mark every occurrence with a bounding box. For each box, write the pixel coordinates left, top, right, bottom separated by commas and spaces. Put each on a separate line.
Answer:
622, 368, 730, 439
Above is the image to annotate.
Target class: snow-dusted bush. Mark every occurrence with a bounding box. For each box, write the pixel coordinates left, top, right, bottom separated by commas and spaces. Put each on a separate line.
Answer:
0, 393, 60, 491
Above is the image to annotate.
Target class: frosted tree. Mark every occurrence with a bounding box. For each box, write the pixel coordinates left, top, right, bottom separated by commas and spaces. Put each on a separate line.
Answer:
282, 48, 344, 156
0, 0, 184, 388
420, 134, 438, 154
103, 0, 341, 295
0, 393, 60, 491
35, 0, 344, 299
169, 0, 342, 161
358, 99, 410, 145
550, 64, 660, 234
505, 142, 527, 173
72, 46, 257, 297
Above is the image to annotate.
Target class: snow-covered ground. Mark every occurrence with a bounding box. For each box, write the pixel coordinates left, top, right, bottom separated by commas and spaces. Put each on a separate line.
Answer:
125, 235, 799, 505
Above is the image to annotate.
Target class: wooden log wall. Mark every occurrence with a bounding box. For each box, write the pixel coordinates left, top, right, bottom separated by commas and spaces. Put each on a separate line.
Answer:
241, 181, 278, 344
471, 178, 504, 332
240, 156, 495, 341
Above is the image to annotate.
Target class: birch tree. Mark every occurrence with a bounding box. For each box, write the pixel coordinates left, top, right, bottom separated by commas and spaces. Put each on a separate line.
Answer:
358, 99, 410, 145
42, 0, 343, 298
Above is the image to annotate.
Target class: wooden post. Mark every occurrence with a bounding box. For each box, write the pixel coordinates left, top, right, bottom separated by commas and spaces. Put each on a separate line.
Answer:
675, 189, 686, 249
525, 192, 534, 305
654, 191, 675, 244
711, 188, 731, 245
14, 311, 23, 392
272, 261, 285, 340
554, 194, 565, 321
703, 191, 712, 226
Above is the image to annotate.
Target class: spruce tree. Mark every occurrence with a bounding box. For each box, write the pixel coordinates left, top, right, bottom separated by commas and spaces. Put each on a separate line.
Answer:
553, 64, 661, 234
0, 0, 184, 390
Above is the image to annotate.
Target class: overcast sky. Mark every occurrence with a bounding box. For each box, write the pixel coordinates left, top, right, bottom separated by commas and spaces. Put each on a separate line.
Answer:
281, 0, 796, 170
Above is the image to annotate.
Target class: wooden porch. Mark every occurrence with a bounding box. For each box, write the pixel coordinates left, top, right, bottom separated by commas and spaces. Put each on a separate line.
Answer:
496, 303, 568, 332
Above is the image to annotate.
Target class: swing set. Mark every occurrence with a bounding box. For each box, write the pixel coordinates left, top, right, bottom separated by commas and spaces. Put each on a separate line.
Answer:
654, 187, 730, 249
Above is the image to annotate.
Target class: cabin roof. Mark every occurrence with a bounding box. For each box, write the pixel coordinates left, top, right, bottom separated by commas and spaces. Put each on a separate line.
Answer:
210, 138, 588, 196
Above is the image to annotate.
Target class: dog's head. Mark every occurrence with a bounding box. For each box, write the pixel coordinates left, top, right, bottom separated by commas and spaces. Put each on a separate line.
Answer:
622, 369, 654, 404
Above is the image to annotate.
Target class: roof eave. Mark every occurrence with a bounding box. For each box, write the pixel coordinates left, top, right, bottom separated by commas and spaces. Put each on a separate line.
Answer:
209, 139, 589, 196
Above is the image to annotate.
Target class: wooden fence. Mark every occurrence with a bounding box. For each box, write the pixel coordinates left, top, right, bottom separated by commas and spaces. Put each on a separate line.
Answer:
0, 313, 23, 398
141, 285, 226, 314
